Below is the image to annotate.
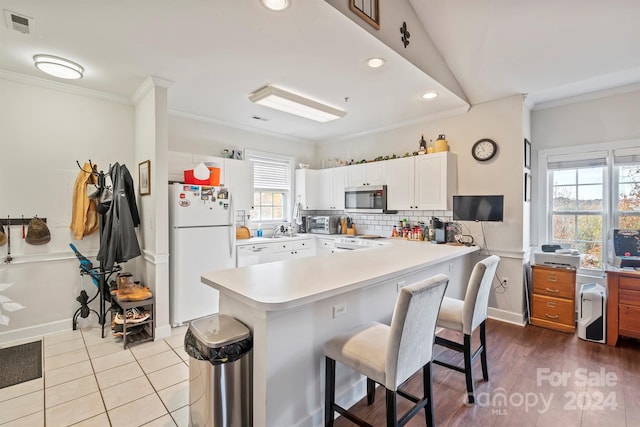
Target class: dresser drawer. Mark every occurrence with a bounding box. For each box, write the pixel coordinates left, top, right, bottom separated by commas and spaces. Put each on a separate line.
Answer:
619, 276, 640, 291
619, 304, 640, 338
531, 294, 575, 326
619, 289, 640, 307
532, 267, 575, 299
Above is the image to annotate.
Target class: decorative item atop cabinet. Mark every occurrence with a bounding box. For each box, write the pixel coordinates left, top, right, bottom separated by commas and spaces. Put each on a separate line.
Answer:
530, 265, 576, 333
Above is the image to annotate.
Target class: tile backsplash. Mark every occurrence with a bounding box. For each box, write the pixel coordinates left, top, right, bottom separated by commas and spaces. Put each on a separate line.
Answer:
303, 210, 453, 237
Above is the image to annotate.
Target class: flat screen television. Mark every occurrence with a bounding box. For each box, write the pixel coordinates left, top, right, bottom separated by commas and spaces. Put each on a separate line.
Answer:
453, 195, 504, 222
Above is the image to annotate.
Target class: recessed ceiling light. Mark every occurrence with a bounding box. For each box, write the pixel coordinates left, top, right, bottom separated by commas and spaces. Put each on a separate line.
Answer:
366, 57, 385, 68
261, 0, 290, 11
33, 54, 83, 79
421, 91, 439, 100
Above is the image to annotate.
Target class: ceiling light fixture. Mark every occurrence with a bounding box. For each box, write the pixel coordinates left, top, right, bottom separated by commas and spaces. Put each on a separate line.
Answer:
261, 0, 290, 11
33, 54, 83, 79
249, 85, 346, 122
366, 57, 385, 68
421, 91, 439, 100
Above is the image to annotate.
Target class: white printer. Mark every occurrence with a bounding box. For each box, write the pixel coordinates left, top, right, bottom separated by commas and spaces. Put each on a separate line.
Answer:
533, 249, 581, 269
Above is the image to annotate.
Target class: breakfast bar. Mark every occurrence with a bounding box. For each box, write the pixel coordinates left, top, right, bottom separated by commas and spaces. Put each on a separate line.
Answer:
201, 240, 479, 427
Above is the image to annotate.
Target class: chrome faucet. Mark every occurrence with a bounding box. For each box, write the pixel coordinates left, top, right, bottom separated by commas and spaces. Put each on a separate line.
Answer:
272, 224, 285, 236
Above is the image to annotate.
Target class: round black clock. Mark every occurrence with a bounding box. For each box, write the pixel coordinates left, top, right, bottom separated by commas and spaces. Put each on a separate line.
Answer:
471, 138, 498, 161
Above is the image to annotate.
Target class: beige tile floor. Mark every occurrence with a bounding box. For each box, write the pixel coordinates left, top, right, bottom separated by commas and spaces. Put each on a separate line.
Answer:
0, 325, 191, 427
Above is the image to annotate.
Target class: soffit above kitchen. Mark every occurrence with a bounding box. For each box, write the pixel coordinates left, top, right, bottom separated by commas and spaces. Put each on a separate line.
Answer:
409, 0, 640, 107
0, 0, 469, 143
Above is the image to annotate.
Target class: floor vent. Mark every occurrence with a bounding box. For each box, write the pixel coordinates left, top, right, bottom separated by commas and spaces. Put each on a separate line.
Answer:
4, 10, 35, 36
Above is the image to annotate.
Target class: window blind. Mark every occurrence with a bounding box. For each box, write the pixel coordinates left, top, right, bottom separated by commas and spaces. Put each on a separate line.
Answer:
613, 147, 640, 165
249, 157, 290, 190
547, 151, 607, 170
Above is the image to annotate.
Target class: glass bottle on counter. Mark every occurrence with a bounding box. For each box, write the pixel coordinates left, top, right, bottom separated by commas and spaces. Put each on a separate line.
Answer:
257, 223, 263, 237
392, 225, 398, 237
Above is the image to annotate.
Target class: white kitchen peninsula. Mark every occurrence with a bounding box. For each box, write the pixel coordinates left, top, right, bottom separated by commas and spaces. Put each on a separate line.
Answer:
201, 239, 479, 427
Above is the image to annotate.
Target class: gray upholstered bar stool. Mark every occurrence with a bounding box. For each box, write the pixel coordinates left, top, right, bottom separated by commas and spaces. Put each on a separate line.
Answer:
324, 274, 449, 427
433, 255, 500, 404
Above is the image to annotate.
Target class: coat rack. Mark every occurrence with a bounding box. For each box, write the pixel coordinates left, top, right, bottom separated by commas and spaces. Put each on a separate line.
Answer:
71, 160, 118, 338
0, 217, 47, 227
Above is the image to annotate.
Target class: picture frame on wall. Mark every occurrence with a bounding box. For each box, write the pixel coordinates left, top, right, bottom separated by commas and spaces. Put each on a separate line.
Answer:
524, 172, 531, 202
524, 138, 532, 169
349, 0, 380, 30
139, 160, 150, 196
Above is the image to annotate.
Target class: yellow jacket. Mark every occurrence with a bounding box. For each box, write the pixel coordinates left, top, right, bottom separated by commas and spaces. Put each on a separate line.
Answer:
70, 163, 100, 239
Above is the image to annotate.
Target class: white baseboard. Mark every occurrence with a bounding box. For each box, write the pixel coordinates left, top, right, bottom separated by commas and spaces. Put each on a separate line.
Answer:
0, 319, 70, 345
155, 324, 172, 340
488, 307, 526, 326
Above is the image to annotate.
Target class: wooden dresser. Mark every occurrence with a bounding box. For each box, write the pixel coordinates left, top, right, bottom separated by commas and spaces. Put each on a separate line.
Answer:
530, 265, 576, 333
605, 269, 640, 346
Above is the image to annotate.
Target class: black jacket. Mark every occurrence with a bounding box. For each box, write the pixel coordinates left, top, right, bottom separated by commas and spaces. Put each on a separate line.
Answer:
97, 163, 141, 270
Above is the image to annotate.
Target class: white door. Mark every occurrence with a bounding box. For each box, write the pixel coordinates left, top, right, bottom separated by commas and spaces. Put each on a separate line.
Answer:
415, 154, 445, 210
170, 225, 233, 326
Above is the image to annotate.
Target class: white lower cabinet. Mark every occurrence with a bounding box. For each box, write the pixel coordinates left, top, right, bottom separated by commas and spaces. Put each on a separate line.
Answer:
316, 238, 335, 255
236, 244, 273, 267
236, 238, 316, 266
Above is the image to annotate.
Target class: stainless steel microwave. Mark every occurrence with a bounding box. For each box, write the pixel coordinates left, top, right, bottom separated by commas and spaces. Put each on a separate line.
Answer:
344, 185, 388, 213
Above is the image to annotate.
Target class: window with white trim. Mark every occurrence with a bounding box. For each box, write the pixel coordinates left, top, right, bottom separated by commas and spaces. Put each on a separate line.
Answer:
542, 146, 640, 270
613, 149, 640, 229
246, 150, 294, 224
547, 153, 606, 269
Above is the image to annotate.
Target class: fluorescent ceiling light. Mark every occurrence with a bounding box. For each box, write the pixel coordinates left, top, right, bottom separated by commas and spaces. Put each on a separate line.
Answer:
366, 57, 385, 68
33, 54, 83, 79
421, 91, 439, 100
261, 0, 290, 11
249, 85, 346, 122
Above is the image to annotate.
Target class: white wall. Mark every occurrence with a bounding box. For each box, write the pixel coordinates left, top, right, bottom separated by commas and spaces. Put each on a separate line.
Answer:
531, 86, 640, 246
133, 78, 171, 339
318, 95, 528, 323
0, 76, 135, 342
168, 115, 317, 166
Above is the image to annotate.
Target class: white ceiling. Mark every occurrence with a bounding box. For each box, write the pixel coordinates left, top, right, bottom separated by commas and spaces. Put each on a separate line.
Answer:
1, 0, 639, 143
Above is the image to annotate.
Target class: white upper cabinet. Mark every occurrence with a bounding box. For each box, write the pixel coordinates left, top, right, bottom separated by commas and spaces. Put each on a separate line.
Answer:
347, 161, 386, 187
295, 168, 319, 210
224, 158, 254, 212
386, 157, 415, 210
317, 168, 348, 210
386, 152, 457, 211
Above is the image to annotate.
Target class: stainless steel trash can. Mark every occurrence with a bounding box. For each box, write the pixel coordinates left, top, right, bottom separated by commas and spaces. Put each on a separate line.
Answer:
185, 314, 252, 427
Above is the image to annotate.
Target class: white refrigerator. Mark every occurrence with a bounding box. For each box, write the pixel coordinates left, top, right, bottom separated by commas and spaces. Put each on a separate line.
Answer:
169, 183, 235, 326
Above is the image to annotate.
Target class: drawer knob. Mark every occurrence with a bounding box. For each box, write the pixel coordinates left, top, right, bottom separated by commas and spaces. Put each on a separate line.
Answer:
545, 313, 559, 319
545, 287, 560, 293
546, 302, 557, 308
547, 275, 557, 282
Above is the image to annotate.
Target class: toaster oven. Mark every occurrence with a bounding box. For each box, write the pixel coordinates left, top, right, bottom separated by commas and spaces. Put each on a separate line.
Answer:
307, 216, 340, 234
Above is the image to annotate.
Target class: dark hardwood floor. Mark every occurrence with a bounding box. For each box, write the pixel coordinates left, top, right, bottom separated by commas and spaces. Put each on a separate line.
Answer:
332, 319, 640, 427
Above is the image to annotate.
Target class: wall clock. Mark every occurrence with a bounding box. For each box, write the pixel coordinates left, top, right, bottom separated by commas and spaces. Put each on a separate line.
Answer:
471, 138, 498, 162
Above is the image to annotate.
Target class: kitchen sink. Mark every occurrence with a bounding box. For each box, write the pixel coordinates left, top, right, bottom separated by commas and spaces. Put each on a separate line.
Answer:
271, 234, 298, 239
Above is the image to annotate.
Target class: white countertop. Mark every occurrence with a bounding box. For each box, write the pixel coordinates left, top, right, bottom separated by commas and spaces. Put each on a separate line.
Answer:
202, 239, 479, 311
235, 233, 341, 245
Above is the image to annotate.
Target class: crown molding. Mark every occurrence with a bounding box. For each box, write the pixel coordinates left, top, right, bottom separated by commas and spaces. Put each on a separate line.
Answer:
131, 75, 173, 105
168, 110, 315, 144
532, 82, 640, 111
316, 104, 470, 145
0, 69, 131, 105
